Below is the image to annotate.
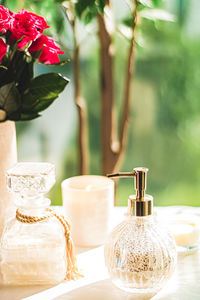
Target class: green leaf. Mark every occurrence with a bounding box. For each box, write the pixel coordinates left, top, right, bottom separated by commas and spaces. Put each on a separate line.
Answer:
18, 61, 34, 93
75, 0, 94, 18
30, 48, 43, 60
140, 9, 176, 22
122, 16, 134, 28
20, 113, 41, 121
24, 73, 69, 100
75, 0, 106, 23
97, 0, 106, 13
0, 65, 8, 70
31, 97, 57, 113
0, 82, 21, 114
0, 69, 14, 88
54, 0, 65, 3
22, 73, 69, 113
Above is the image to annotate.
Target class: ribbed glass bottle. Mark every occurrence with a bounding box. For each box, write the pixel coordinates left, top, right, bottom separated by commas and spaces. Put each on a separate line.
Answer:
104, 214, 177, 294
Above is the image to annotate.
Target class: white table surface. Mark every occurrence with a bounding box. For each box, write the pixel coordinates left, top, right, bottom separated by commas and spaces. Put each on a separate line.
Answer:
1, 206, 200, 300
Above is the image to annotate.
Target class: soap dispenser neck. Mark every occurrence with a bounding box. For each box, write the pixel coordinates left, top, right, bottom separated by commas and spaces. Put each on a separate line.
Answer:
128, 194, 153, 217
135, 167, 147, 200
136, 189, 145, 200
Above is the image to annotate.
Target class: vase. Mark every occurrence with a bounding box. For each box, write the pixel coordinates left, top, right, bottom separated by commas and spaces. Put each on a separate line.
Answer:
0, 121, 17, 238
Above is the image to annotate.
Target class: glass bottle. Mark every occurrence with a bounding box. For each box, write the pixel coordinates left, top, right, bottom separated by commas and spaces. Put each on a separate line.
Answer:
105, 168, 177, 295
0, 162, 67, 285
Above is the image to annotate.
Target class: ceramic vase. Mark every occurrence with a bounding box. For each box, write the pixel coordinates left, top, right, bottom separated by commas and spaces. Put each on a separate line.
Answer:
0, 121, 17, 238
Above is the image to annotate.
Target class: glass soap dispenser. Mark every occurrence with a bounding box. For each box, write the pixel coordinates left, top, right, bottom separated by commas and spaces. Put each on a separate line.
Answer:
105, 167, 177, 295
0, 162, 79, 285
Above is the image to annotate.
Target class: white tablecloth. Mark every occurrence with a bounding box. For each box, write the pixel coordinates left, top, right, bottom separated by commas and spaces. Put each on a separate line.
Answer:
1, 206, 200, 300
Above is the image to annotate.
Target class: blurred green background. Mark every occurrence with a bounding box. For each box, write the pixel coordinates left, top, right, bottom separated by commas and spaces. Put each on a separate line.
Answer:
5, 0, 200, 206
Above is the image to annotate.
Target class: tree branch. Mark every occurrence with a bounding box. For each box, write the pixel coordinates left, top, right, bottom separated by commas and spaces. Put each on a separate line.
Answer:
98, 2, 119, 175
0, 0, 6, 5
72, 19, 89, 175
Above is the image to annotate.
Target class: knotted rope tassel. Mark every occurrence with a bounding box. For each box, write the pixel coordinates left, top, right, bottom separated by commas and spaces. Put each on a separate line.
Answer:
16, 208, 83, 280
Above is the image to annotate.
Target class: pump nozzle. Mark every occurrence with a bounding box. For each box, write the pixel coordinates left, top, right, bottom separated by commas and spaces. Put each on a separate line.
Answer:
108, 167, 148, 200
107, 167, 153, 216
107, 170, 136, 178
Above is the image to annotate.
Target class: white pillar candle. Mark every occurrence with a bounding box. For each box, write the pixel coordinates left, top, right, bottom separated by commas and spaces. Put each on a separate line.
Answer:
62, 175, 114, 247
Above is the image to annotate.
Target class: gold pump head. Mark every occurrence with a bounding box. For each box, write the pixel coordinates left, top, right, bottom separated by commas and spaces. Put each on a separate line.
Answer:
107, 167, 153, 217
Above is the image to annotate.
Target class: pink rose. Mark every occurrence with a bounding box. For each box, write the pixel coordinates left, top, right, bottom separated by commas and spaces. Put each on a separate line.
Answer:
0, 5, 11, 33
10, 9, 49, 49
29, 35, 64, 64
0, 38, 7, 62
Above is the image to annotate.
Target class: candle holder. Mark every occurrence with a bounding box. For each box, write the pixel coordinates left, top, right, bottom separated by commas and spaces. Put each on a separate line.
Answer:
168, 213, 200, 255
62, 175, 114, 247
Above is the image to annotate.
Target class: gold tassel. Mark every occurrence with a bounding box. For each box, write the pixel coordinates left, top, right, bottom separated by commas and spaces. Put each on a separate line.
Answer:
46, 209, 83, 280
